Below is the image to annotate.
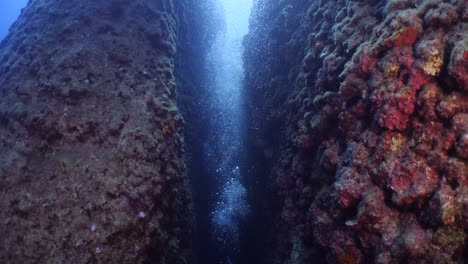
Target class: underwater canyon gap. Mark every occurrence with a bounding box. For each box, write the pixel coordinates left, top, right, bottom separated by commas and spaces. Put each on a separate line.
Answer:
0, 0, 467, 264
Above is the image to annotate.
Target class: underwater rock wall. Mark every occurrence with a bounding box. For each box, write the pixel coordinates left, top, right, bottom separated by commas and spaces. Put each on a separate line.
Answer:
0, 0, 200, 263
244, 0, 467, 263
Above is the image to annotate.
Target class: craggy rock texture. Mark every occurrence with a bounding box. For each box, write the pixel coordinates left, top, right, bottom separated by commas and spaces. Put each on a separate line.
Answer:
0, 0, 198, 263
244, 0, 467, 263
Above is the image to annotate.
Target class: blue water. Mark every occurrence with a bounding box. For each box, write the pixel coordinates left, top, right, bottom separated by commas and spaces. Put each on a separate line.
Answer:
204, 0, 252, 262
0, 0, 28, 41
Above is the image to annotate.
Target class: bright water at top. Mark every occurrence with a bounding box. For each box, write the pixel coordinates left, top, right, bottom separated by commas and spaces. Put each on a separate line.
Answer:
204, 0, 253, 262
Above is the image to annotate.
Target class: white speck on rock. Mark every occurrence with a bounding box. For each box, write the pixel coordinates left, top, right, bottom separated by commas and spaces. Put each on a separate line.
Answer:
96, 247, 101, 254
138, 211, 146, 218
91, 224, 97, 232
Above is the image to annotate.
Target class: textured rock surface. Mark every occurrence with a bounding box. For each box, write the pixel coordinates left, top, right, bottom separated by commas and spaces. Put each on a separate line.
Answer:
0, 0, 199, 263
244, 0, 467, 263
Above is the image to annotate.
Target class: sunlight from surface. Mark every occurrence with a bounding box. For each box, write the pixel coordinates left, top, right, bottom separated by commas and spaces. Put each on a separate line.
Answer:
203, 0, 253, 262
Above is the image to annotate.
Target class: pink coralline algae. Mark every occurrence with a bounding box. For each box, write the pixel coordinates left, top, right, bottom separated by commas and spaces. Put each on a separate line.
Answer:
387, 154, 439, 206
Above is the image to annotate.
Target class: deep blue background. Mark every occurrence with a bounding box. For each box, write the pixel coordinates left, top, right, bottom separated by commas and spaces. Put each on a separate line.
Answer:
0, 0, 28, 40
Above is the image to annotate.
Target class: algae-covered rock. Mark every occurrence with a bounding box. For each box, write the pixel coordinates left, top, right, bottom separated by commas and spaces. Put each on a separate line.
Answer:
0, 0, 200, 263
244, 0, 468, 263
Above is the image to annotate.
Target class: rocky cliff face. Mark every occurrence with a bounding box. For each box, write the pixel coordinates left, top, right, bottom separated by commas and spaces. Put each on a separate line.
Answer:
244, 0, 467, 263
0, 0, 201, 263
